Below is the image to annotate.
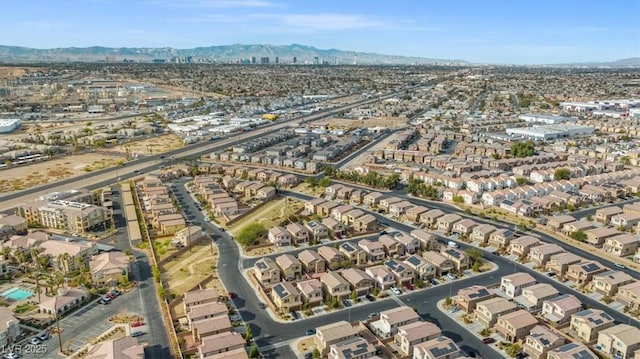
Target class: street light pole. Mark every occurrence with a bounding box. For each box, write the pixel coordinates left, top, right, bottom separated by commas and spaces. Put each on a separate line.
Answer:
55, 311, 63, 354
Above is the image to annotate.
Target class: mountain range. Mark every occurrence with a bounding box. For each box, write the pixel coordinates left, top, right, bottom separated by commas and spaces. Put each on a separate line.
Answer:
0, 44, 638, 67
0, 43, 466, 65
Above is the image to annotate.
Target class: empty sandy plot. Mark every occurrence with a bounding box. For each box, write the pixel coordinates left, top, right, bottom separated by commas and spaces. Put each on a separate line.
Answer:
101, 133, 184, 156
0, 153, 124, 193
310, 116, 407, 129
227, 197, 303, 235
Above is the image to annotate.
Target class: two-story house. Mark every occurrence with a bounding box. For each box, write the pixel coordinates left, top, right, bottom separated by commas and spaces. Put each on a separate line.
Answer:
365, 265, 396, 290
318, 246, 346, 270
296, 279, 323, 307
314, 321, 358, 356
275, 254, 302, 281
319, 272, 351, 300
404, 255, 436, 281
500, 272, 536, 299
570, 309, 615, 343
523, 325, 565, 359
358, 239, 386, 263
298, 249, 326, 274
541, 294, 583, 327
495, 309, 539, 342
475, 297, 518, 328
514, 283, 559, 313
340, 268, 375, 296
254, 257, 281, 287
565, 260, 608, 286
271, 281, 302, 313
370, 306, 419, 339
395, 321, 441, 356
592, 270, 635, 297
454, 285, 496, 314
603, 234, 638, 257
596, 324, 640, 359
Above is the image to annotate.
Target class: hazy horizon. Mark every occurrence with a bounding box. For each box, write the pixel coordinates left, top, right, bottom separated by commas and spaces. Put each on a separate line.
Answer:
1, 0, 639, 65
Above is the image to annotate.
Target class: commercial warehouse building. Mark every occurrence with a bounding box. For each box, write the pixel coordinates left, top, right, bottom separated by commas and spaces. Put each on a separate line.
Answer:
506, 124, 594, 140
518, 113, 576, 124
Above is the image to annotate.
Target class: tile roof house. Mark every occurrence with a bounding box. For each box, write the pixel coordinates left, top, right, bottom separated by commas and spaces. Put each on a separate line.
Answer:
197, 332, 245, 358
339, 242, 367, 266
352, 214, 378, 233
254, 257, 281, 287
410, 229, 438, 250
495, 309, 539, 342
584, 226, 620, 247
384, 259, 415, 287
85, 336, 145, 359
404, 255, 437, 281
339, 268, 375, 296
437, 213, 462, 233
285, 222, 309, 244
545, 252, 584, 278
412, 336, 461, 359
454, 285, 496, 314
89, 251, 131, 286
318, 246, 347, 270
451, 218, 478, 236
592, 270, 635, 297
565, 260, 609, 286
275, 254, 302, 281
358, 239, 386, 262
297, 249, 326, 274
470, 224, 497, 244
183, 288, 219, 313
508, 236, 542, 257
514, 283, 559, 313
615, 281, 640, 311
394, 233, 420, 254
547, 343, 598, 359
395, 321, 441, 356
500, 272, 536, 299
603, 234, 639, 257
271, 281, 302, 313
378, 234, 405, 257
268, 225, 292, 246
328, 337, 375, 359
370, 306, 420, 339
186, 302, 228, 328
192, 315, 232, 341
523, 325, 564, 359
296, 278, 323, 307
440, 248, 470, 271
488, 229, 514, 249
570, 309, 615, 343
419, 209, 445, 227
541, 294, 583, 327
529, 244, 564, 266
475, 297, 518, 328
422, 251, 455, 276
314, 321, 358, 356
365, 265, 396, 290
319, 272, 351, 300
596, 324, 640, 359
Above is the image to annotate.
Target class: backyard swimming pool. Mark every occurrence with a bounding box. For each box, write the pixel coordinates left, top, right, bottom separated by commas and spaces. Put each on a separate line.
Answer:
1, 287, 33, 301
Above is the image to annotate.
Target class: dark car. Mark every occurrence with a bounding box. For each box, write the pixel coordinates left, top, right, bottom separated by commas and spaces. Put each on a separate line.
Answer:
131, 331, 145, 337
305, 329, 316, 336
258, 302, 267, 309
228, 292, 237, 299
365, 294, 376, 302
482, 337, 496, 344
304, 353, 313, 359
342, 299, 352, 307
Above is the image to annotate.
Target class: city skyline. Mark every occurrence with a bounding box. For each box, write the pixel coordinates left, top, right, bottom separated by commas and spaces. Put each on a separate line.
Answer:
0, 0, 639, 64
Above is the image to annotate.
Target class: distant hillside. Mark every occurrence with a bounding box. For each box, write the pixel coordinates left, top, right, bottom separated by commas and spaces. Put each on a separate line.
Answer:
0, 43, 468, 65
551, 57, 640, 67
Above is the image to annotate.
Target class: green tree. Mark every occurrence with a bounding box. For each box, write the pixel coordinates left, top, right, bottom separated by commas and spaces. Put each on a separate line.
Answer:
620, 156, 631, 165
249, 344, 259, 358
414, 277, 425, 288
305, 176, 318, 187
244, 324, 253, 342
350, 291, 358, 301
191, 165, 200, 176
570, 231, 587, 242
505, 343, 522, 358
452, 195, 464, 204
511, 140, 535, 158
312, 348, 321, 359
318, 177, 332, 188
554, 168, 571, 180
516, 177, 529, 186
465, 248, 483, 265
235, 223, 267, 247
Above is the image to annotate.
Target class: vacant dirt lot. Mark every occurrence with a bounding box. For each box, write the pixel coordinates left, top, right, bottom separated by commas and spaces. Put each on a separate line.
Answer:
0, 153, 124, 193
309, 116, 407, 129
101, 133, 184, 156
163, 241, 221, 302
227, 197, 303, 235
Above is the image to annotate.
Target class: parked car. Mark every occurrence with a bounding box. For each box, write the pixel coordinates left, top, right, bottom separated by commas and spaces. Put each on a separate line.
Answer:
36, 332, 51, 341
291, 311, 300, 320
390, 286, 401, 295
258, 302, 267, 309
305, 329, 316, 336
615, 263, 627, 269
430, 278, 439, 286
368, 312, 379, 319
365, 294, 376, 302
447, 241, 459, 248
546, 272, 556, 277
342, 299, 352, 307
482, 337, 496, 344
106, 293, 116, 299
228, 292, 237, 299
28, 337, 41, 345
3, 353, 19, 359
447, 272, 457, 280
131, 321, 145, 327
304, 353, 313, 359
111, 289, 122, 296
131, 331, 145, 337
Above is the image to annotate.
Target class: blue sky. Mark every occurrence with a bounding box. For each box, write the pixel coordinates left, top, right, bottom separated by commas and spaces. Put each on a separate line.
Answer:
1, 0, 638, 64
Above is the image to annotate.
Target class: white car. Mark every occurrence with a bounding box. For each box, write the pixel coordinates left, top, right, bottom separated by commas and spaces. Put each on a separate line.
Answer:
28, 337, 41, 345
390, 287, 401, 295
447, 241, 459, 248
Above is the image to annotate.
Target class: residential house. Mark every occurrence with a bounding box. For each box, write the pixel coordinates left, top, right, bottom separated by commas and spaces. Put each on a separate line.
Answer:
440, 248, 470, 272
596, 324, 640, 359
314, 321, 358, 356
495, 309, 539, 342
592, 270, 635, 297
412, 336, 461, 359
454, 285, 496, 314
616, 281, 640, 311
340, 268, 375, 296
419, 209, 445, 228
342, 209, 365, 225
331, 205, 354, 223
585, 227, 620, 247
183, 288, 219, 313
406, 206, 429, 223
38, 288, 89, 316
36, 240, 97, 274
353, 214, 378, 233
305, 198, 327, 215
547, 215, 576, 231
437, 214, 462, 233
475, 297, 518, 328
422, 251, 455, 276
192, 316, 233, 341
470, 224, 497, 244
339, 242, 367, 266
570, 309, 615, 343
547, 343, 598, 359
541, 294, 583, 327
186, 302, 227, 327
509, 236, 542, 257
328, 337, 375, 359
256, 186, 276, 200
317, 201, 340, 217
565, 260, 608, 286
268, 226, 292, 247
318, 246, 346, 270
500, 272, 536, 299
325, 184, 345, 199
323, 217, 346, 237
254, 257, 281, 287
561, 220, 594, 235
394, 233, 420, 255
286, 222, 309, 244
296, 279, 323, 307
363, 192, 384, 208
595, 206, 624, 224
410, 229, 438, 250
514, 283, 560, 312
365, 265, 396, 290
395, 321, 441, 356
298, 249, 326, 274
349, 190, 366, 205
197, 332, 245, 358
275, 254, 302, 281
451, 219, 478, 237
611, 212, 640, 230
529, 244, 564, 267
89, 252, 131, 287
319, 272, 351, 300
404, 255, 436, 281
358, 239, 386, 263
603, 234, 639, 257
385, 259, 415, 287
545, 253, 584, 278
523, 325, 565, 359
271, 281, 302, 313
379, 235, 406, 257
305, 221, 329, 241
488, 229, 514, 249
370, 306, 419, 339
378, 197, 403, 213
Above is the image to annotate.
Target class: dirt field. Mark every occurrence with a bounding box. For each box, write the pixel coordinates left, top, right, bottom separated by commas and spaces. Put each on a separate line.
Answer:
163, 241, 219, 300
227, 197, 303, 235
101, 134, 184, 156
309, 116, 407, 130
0, 153, 125, 193
0, 66, 39, 79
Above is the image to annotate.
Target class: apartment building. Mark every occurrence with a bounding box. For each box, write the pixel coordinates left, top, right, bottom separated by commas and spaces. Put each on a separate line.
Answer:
20, 200, 111, 234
